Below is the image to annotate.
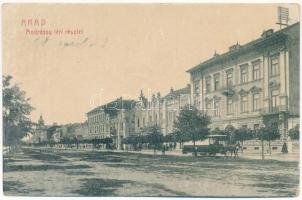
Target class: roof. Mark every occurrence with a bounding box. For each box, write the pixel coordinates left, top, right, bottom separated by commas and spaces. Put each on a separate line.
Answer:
87, 98, 136, 116
163, 84, 191, 99
187, 22, 299, 73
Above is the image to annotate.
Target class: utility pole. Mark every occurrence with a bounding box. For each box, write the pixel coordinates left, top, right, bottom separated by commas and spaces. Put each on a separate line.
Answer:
276, 6, 289, 30
261, 131, 264, 160
260, 125, 265, 160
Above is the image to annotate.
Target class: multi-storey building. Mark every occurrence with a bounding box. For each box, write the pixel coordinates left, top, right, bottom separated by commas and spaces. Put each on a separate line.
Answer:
30, 115, 48, 144
187, 22, 299, 141
162, 85, 191, 134
87, 97, 136, 149
134, 85, 191, 135
74, 122, 89, 140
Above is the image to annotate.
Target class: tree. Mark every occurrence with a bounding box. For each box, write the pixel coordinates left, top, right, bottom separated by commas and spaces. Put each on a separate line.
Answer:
260, 126, 280, 155
174, 105, 211, 157
141, 124, 164, 158
289, 124, 299, 140
3, 75, 34, 151
211, 127, 224, 135
224, 125, 236, 145
171, 130, 188, 149
234, 127, 254, 145
122, 135, 140, 151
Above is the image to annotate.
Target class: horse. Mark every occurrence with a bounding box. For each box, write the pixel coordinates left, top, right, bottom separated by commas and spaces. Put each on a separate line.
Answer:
222, 143, 242, 158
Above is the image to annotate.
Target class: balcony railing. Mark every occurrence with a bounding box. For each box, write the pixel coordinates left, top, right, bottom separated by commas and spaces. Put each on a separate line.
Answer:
260, 105, 288, 114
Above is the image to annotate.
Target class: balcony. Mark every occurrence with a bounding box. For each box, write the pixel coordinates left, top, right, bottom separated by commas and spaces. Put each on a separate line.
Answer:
260, 105, 288, 115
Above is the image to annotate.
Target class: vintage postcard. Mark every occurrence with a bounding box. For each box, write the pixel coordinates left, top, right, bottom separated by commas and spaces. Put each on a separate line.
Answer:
2, 2, 300, 198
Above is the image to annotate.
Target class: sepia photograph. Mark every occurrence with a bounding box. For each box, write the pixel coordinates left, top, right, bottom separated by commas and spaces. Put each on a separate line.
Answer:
1, 2, 300, 198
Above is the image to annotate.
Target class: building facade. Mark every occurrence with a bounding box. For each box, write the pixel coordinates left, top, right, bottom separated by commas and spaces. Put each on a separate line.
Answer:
134, 85, 191, 136
30, 115, 48, 144
187, 22, 299, 141
74, 122, 89, 140
87, 98, 136, 149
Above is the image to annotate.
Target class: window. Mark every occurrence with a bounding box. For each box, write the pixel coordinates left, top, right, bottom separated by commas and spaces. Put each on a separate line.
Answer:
137, 118, 140, 128
240, 64, 248, 83
271, 89, 280, 111
205, 78, 211, 93
254, 124, 260, 130
194, 80, 200, 94
194, 96, 200, 107
227, 97, 234, 114
253, 61, 261, 80
241, 95, 248, 113
214, 74, 220, 90
206, 101, 211, 113
168, 111, 173, 122
272, 147, 278, 150
214, 101, 220, 117
173, 111, 177, 122
270, 55, 279, 76
254, 147, 259, 150
226, 70, 233, 87
253, 93, 260, 111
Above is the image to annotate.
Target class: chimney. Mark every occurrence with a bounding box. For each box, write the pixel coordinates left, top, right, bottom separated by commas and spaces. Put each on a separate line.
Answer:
170, 87, 174, 93
213, 50, 219, 57
157, 92, 161, 99
229, 42, 241, 51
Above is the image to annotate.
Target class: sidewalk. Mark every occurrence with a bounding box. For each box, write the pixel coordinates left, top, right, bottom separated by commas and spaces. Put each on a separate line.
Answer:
23, 146, 299, 162
239, 152, 299, 162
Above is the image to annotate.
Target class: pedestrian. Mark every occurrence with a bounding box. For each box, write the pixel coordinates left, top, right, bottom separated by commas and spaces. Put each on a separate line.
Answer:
281, 142, 288, 154
162, 144, 166, 155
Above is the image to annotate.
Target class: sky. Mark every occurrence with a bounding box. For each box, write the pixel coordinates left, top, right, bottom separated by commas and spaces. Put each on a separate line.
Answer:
3, 3, 300, 125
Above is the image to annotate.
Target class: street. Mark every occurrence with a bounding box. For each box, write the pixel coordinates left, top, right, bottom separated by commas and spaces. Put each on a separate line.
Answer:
3, 147, 299, 197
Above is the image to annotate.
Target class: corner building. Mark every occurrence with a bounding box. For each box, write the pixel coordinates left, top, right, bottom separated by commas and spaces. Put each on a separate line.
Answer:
86, 98, 136, 149
187, 23, 299, 141
134, 85, 191, 136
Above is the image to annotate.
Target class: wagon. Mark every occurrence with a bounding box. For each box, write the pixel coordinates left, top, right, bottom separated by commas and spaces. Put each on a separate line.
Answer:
182, 135, 227, 156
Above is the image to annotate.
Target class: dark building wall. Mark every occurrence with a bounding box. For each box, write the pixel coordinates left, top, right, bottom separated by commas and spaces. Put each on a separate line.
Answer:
287, 23, 300, 116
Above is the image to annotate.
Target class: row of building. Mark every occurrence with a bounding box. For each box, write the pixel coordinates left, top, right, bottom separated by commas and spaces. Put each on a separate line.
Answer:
27, 115, 89, 145
30, 22, 300, 150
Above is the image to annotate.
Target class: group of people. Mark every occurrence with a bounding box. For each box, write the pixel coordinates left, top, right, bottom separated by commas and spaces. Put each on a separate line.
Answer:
161, 142, 177, 155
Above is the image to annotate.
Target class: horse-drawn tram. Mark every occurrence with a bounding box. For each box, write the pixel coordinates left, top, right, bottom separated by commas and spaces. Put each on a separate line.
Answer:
182, 135, 241, 157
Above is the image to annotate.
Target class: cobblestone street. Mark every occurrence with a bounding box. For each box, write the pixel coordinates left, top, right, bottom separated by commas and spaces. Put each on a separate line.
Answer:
3, 147, 299, 197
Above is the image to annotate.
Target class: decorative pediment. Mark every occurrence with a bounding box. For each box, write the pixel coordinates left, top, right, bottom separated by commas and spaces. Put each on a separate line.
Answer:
205, 75, 212, 80
222, 87, 235, 97
225, 68, 234, 73
268, 81, 280, 89
205, 97, 212, 102
238, 89, 248, 95
249, 86, 262, 94
213, 95, 221, 101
